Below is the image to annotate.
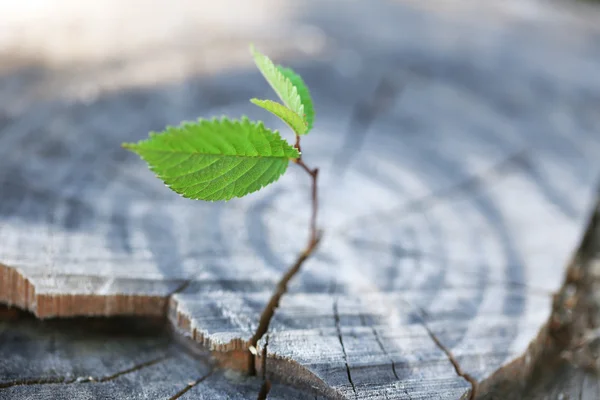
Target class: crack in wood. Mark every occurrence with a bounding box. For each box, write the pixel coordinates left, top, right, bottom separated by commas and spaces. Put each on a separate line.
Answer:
0, 355, 171, 389
164, 280, 193, 317
248, 235, 321, 375
95, 355, 171, 382
261, 334, 269, 381
415, 309, 478, 400
373, 326, 400, 381
167, 280, 193, 297
333, 299, 357, 399
359, 313, 400, 381
256, 379, 272, 400
256, 334, 271, 400
0, 377, 77, 389
167, 368, 214, 400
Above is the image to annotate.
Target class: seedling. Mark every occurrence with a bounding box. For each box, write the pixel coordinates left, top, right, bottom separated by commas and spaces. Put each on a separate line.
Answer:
123, 45, 321, 374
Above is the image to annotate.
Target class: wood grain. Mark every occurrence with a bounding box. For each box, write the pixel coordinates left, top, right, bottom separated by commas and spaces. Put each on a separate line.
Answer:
476, 198, 600, 399
1, 0, 600, 398
0, 308, 311, 399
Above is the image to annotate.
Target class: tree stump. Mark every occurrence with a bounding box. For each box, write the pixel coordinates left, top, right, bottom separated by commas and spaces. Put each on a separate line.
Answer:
1, 0, 600, 398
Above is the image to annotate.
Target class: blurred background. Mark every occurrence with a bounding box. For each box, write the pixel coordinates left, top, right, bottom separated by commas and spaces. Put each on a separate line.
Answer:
2, 0, 598, 109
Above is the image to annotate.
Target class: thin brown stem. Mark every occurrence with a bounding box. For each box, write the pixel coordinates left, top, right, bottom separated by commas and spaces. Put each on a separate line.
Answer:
295, 134, 302, 154
294, 133, 319, 246
296, 159, 319, 245
248, 133, 321, 375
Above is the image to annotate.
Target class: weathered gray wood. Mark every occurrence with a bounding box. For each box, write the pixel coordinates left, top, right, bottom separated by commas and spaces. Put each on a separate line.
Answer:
252, 288, 549, 399
2, 0, 600, 399
0, 307, 310, 399
475, 198, 600, 399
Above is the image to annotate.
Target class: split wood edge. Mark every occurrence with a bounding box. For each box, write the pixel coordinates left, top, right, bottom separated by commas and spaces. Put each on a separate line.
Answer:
2, 198, 599, 399
0, 261, 339, 397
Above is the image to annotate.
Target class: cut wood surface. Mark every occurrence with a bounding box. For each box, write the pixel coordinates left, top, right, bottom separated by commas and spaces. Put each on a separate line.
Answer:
1, 0, 600, 399
476, 198, 600, 399
0, 308, 309, 399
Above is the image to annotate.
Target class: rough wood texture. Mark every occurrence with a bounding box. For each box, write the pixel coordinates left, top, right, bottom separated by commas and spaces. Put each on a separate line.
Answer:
476, 196, 600, 399
2, 0, 600, 399
0, 307, 310, 399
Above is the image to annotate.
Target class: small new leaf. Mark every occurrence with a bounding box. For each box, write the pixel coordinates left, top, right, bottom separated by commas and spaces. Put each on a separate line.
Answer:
250, 45, 304, 120
250, 98, 307, 135
277, 66, 314, 133
122, 118, 299, 201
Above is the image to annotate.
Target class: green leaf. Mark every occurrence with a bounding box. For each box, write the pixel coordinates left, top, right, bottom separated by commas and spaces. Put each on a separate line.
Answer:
122, 117, 299, 201
250, 45, 304, 121
250, 98, 307, 135
277, 66, 314, 133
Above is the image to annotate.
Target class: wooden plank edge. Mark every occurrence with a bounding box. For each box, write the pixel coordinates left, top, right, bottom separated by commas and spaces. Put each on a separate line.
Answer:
0, 264, 337, 397
0, 263, 168, 318
0, 263, 34, 313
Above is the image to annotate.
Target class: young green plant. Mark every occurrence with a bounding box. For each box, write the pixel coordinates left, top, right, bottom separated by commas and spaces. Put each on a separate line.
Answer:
123, 45, 321, 375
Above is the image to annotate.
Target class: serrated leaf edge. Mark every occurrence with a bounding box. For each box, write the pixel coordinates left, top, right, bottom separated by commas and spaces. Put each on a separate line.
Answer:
122, 116, 299, 201
276, 65, 315, 134
123, 116, 300, 160
250, 45, 305, 119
